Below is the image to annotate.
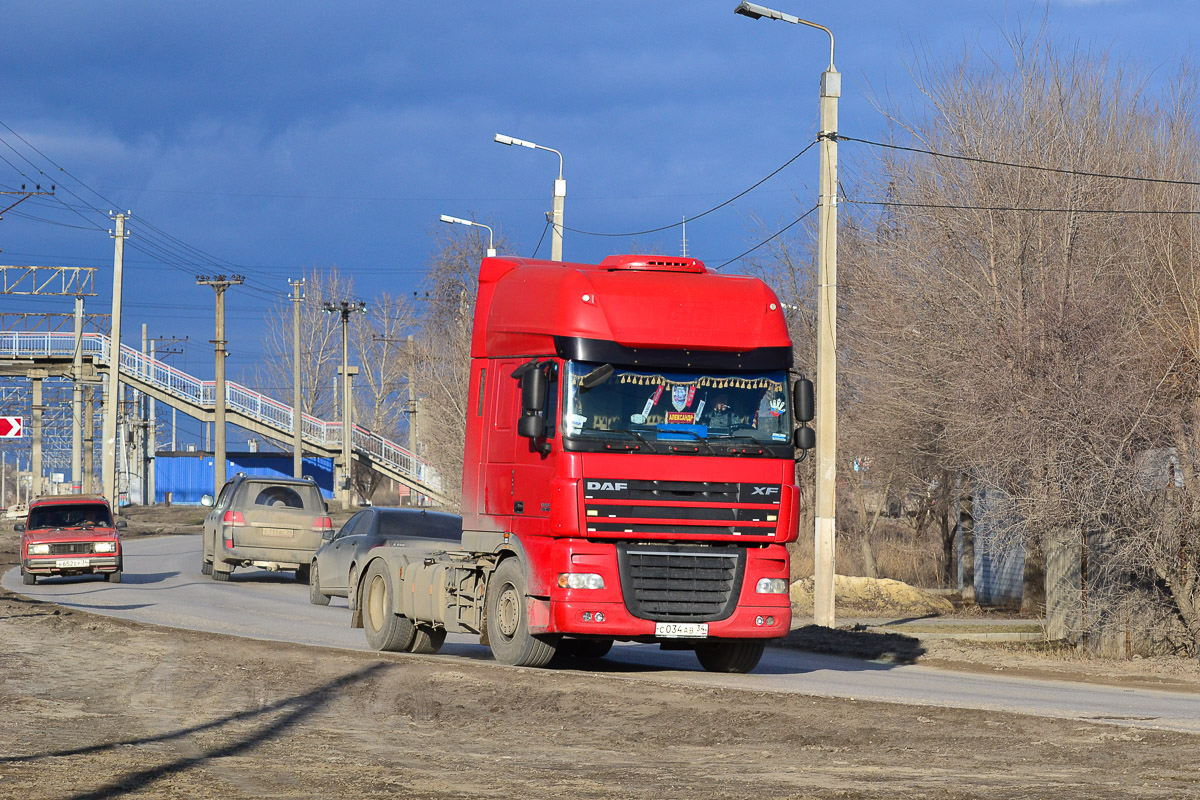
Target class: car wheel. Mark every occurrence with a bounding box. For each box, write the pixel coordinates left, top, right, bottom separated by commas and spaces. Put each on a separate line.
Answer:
362, 561, 415, 652
694, 640, 765, 674
106, 570, 122, 584
408, 625, 447, 655
308, 561, 330, 606
201, 559, 213, 576
212, 563, 233, 582
21, 568, 35, 586
485, 558, 558, 667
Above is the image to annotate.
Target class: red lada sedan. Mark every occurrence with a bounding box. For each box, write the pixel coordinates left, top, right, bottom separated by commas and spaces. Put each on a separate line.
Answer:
16, 495, 127, 585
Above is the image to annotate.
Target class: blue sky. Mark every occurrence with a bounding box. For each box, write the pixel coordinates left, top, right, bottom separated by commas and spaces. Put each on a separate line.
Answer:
0, 0, 1192, 391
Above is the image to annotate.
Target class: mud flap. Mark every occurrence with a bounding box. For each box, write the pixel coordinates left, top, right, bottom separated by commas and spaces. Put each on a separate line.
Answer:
526, 596, 552, 634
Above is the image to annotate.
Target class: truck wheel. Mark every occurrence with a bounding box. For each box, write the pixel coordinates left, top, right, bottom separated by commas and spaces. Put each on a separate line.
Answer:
409, 625, 447, 655
21, 568, 35, 586
362, 561, 416, 652
308, 561, 330, 606
695, 640, 765, 674
106, 570, 122, 584
486, 558, 558, 667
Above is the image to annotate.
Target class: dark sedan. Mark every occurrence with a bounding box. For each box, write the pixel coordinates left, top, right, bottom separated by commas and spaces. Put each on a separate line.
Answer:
308, 507, 462, 606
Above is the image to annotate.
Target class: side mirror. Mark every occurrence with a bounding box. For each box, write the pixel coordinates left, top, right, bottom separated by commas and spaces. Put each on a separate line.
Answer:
322, 529, 335, 541
794, 425, 816, 450
794, 378, 814, 423
516, 363, 549, 440
200, 494, 215, 507
115, 520, 128, 530
520, 366, 548, 413
518, 414, 546, 439
14, 522, 25, 532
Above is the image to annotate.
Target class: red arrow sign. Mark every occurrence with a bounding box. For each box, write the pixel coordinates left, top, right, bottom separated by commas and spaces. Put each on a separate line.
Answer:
0, 416, 23, 438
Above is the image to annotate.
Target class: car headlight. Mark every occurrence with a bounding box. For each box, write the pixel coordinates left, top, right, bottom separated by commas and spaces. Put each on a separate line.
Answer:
93, 541, 116, 553
557, 572, 605, 590
28, 543, 50, 555
755, 578, 790, 594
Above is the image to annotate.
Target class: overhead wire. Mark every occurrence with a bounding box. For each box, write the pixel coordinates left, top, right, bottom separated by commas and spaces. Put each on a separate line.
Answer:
565, 139, 818, 238
714, 204, 819, 271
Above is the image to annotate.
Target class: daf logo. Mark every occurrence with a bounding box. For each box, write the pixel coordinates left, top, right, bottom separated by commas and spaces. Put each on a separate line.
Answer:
586, 481, 628, 492
751, 486, 780, 496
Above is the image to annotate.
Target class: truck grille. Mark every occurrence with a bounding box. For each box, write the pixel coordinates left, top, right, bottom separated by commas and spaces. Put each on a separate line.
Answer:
582, 479, 782, 539
616, 543, 745, 622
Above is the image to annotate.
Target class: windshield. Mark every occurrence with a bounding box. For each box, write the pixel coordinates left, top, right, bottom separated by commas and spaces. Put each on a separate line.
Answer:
562, 362, 792, 453
28, 503, 114, 530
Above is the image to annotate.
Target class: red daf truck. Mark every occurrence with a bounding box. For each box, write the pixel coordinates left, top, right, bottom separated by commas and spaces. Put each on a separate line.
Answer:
350, 254, 812, 672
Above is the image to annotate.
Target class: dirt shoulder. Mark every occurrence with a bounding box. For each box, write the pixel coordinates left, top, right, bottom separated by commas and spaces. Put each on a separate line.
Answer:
3, 584, 1200, 800
4, 510, 1200, 797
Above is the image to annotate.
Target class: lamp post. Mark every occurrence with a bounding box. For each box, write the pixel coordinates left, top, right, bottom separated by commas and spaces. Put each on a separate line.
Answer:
735, 0, 840, 628
439, 214, 497, 257
323, 299, 366, 509
494, 133, 565, 261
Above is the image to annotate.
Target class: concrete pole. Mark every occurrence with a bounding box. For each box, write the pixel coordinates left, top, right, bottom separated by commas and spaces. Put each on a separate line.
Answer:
341, 319, 350, 507
30, 373, 44, 498
407, 334, 418, 456
83, 387, 94, 494
812, 64, 840, 629
72, 296, 83, 493
148, 338, 156, 504
290, 279, 305, 478
102, 212, 128, 512
198, 276, 243, 495
551, 173, 565, 261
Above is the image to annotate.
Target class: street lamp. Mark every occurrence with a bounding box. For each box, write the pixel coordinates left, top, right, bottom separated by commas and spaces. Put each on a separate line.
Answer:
440, 214, 497, 257
736, 1, 840, 629
494, 132, 566, 261
323, 299, 366, 509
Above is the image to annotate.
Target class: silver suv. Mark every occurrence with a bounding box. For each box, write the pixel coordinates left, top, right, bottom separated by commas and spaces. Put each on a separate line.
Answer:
201, 473, 332, 582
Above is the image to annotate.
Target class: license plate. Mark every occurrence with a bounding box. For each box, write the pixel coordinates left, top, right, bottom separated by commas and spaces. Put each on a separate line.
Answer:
260, 527, 295, 538
55, 558, 90, 568
655, 622, 709, 638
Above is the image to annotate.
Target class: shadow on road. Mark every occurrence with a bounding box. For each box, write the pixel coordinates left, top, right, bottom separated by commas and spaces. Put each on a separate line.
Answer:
775, 624, 927, 664
0, 661, 393, 800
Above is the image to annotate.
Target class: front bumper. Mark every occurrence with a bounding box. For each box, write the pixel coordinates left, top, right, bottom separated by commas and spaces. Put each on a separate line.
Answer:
23, 555, 121, 576
547, 595, 790, 640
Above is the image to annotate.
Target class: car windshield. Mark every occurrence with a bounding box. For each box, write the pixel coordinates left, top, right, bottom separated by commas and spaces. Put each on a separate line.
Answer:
377, 511, 462, 542
28, 503, 113, 530
562, 362, 792, 452
244, 482, 323, 511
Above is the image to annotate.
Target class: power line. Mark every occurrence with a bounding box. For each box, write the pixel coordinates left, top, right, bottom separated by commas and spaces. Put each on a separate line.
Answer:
846, 198, 1200, 215
566, 139, 818, 238
840, 134, 1200, 189
714, 204, 819, 271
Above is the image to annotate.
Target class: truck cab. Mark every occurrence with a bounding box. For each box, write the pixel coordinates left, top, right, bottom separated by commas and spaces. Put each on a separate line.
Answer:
459, 254, 808, 671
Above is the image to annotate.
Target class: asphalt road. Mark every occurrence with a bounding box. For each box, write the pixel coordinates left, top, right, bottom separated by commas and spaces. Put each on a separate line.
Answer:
7, 533, 1200, 734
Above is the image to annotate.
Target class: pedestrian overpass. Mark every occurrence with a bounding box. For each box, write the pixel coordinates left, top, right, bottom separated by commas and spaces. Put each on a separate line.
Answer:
0, 330, 444, 503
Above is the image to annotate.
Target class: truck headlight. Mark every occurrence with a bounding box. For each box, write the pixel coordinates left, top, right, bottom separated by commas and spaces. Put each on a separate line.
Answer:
28, 543, 50, 555
94, 541, 116, 553
557, 573, 605, 590
755, 578, 789, 594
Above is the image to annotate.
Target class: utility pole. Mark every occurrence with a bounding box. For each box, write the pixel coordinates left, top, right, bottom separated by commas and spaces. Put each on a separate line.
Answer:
102, 212, 128, 512
71, 295, 84, 493
146, 329, 157, 504
290, 278, 305, 478
197, 275, 244, 495
407, 334, 419, 456
324, 299, 365, 509
734, 1, 839, 627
